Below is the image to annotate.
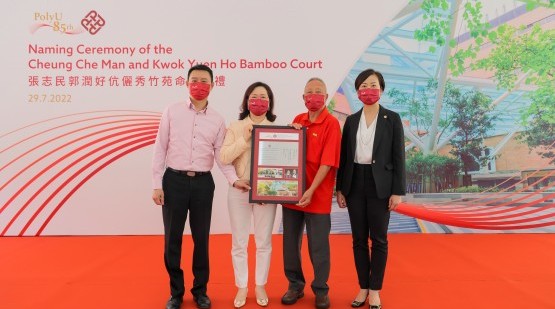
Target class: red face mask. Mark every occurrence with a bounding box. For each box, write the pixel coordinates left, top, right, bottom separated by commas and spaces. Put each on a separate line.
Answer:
304, 94, 326, 112
357, 88, 381, 105
189, 82, 211, 100
248, 99, 269, 116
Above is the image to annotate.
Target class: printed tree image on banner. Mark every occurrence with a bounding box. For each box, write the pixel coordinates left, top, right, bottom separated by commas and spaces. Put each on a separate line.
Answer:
331, 0, 555, 233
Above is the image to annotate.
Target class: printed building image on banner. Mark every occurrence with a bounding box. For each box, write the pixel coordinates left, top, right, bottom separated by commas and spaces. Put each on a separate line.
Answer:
328, 0, 555, 233
0, 0, 409, 235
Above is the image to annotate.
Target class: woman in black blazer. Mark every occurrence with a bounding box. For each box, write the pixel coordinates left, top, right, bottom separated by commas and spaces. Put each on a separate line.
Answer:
336, 69, 406, 309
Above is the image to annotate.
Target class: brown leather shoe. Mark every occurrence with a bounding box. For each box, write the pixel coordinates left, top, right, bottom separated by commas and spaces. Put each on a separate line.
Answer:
281, 289, 304, 305
315, 294, 330, 309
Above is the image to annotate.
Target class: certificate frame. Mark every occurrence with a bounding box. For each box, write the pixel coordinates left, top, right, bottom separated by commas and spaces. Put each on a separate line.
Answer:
249, 125, 306, 204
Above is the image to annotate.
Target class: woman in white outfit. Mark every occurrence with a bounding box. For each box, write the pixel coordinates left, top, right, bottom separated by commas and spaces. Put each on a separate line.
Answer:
220, 82, 277, 308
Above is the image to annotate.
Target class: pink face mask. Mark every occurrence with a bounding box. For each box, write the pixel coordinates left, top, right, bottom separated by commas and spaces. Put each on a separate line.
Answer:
357, 88, 381, 105
304, 94, 326, 112
189, 82, 211, 100
248, 99, 269, 116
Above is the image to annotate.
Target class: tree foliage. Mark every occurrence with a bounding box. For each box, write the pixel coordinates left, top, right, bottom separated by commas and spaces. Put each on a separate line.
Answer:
414, 0, 492, 75
388, 79, 495, 154
447, 87, 496, 175
518, 85, 555, 163
414, 0, 555, 163
387, 80, 433, 135
406, 151, 460, 192
415, 0, 554, 76
476, 24, 555, 163
477, 24, 554, 91
327, 97, 336, 113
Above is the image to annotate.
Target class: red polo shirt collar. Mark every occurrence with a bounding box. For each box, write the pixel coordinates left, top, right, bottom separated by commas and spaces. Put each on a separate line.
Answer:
298, 107, 330, 125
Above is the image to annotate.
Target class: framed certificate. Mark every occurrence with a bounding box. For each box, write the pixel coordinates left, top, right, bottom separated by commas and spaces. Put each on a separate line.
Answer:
249, 125, 306, 204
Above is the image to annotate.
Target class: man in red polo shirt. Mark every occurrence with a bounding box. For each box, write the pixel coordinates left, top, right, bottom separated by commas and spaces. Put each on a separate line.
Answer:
281, 78, 341, 309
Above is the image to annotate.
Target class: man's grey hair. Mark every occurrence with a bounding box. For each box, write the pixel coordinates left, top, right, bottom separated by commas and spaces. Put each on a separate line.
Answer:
305, 77, 327, 92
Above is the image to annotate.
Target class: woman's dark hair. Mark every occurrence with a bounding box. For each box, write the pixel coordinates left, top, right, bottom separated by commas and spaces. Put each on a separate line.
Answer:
239, 82, 277, 121
354, 69, 385, 91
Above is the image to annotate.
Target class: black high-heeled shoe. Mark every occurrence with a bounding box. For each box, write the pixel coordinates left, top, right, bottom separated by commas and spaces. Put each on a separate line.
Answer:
369, 305, 382, 309
351, 291, 369, 308
351, 300, 366, 308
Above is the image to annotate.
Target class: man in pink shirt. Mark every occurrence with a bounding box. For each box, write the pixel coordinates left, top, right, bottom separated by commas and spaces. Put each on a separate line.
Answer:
152, 64, 250, 309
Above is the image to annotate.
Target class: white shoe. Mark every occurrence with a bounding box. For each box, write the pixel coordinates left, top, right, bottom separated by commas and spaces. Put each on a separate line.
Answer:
255, 285, 269, 307
234, 288, 248, 308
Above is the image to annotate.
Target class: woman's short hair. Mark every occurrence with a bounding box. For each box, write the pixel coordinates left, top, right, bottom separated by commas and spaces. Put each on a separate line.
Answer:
354, 69, 385, 91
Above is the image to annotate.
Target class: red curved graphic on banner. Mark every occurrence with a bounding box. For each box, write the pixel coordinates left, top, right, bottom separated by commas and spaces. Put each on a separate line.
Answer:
0, 125, 158, 215
428, 176, 555, 216
35, 139, 155, 236
396, 202, 555, 230
447, 184, 555, 217
1, 130, 157, 235
0, 114, 159, 155
426, 170, 555, 211
460, 201, 555, 221
19, 135, 156, 236
0, 110, 160, 140
0, 120, 159, 178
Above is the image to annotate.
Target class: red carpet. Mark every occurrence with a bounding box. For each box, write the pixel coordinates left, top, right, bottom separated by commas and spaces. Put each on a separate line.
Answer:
1, 234, 554, 309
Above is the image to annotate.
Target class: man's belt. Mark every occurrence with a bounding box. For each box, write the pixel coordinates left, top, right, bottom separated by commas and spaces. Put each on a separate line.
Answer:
167, 167, 210, 177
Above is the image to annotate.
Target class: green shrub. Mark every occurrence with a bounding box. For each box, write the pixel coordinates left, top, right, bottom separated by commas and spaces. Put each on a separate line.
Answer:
442, 185, 500, 193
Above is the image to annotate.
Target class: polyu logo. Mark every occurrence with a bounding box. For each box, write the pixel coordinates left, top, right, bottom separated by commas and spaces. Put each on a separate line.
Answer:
81, 10, 105, 35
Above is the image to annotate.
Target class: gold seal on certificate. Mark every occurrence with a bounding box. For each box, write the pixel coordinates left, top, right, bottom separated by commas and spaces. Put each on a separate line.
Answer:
249, 125, 306, 204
